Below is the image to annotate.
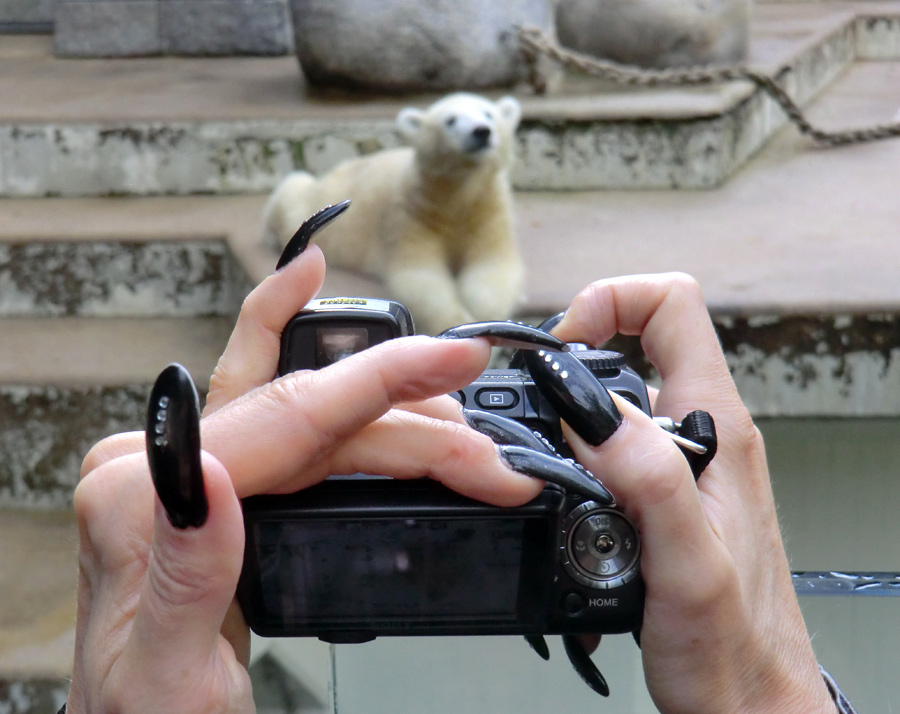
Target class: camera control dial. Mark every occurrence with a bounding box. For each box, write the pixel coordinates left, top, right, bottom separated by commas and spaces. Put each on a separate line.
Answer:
561, 503, 640, 590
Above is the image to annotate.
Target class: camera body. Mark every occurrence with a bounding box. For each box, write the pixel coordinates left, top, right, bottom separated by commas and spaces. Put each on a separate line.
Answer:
238, 298, 646, 643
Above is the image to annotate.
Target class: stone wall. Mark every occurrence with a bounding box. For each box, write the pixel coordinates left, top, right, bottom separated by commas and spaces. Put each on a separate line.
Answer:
54, 0, 294, 57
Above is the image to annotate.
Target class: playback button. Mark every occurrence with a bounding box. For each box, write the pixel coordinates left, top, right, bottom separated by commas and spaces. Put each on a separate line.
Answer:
475, 388, 519, 410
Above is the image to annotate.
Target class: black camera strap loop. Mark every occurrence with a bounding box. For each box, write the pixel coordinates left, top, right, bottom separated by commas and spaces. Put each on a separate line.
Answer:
677, 411, 718, 479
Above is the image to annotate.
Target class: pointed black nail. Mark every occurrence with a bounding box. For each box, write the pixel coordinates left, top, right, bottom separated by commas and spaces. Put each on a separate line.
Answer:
146, 363, 207, 529
563, 634, 610, 697
498, 445, 615, 505
462, 408, 557, 456
536, 311, 566, 333
436, 321, 568, 352
524, 634, 550, 661
523, 350, 623, 447
509, 311, 568, 370
276, 199, 351, 271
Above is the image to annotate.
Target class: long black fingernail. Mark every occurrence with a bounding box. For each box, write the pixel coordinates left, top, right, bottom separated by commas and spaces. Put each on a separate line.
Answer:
436, 321, 567, 352
563, 634, 610, 697
499, 445, 615, 505
276, 199, 351, 271
524, 634, 550, 661
524, 350, 622, 446
462, 408, 557, 456
146, 363, 207, 529
508, 311, 568, 370
536, 311, 566, 333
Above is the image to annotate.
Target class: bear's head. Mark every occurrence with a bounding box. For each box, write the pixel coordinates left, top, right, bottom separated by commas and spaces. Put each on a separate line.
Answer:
397, 93, 521, 174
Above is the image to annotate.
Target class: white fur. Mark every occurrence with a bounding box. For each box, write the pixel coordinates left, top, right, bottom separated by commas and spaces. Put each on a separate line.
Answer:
262, 93, 525, 335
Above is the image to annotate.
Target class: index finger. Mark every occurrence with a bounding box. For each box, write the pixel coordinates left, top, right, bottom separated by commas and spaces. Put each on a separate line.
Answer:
202, 334, 493, 498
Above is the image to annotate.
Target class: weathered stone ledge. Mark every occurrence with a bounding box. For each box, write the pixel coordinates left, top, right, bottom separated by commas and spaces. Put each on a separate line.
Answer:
605, 313, 900, 418
0, 7, 896, 195
0, 238, 252, 317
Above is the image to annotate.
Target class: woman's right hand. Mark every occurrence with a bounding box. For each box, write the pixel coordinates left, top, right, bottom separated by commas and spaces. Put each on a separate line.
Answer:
550, 273, 836, 713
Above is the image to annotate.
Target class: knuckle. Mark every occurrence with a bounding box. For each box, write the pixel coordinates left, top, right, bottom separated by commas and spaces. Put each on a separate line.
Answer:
688, 555, 741, 616
205, 364, 231, 403
261, 373, 343, 455
663, 271, 702, 293
436, 421, 487, 471
80, 436, 121, 479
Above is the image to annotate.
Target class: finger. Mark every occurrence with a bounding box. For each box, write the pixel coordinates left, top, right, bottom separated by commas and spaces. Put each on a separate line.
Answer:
321, 410, 545, 506
563, 395, 732, 595
552, 273, 739, 416
204, 244, 326, 415
202, 335, 492, 498
125, 451, 245, 673
395, 394, 466, 423
80, 431, 144, 478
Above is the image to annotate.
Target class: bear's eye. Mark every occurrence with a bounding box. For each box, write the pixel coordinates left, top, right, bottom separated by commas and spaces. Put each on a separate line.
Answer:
445, 116, 457, 127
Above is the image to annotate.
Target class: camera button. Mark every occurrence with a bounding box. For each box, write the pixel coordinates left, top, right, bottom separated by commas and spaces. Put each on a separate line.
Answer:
562, 592, 586, 616
475, 388, 519, 410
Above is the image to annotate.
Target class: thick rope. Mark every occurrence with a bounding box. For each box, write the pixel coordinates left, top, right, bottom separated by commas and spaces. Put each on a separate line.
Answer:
518, 26, 900, 148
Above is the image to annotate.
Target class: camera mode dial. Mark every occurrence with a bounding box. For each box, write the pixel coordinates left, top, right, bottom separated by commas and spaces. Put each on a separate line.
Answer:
561, 503, 640, 590
570, 348, 627, 376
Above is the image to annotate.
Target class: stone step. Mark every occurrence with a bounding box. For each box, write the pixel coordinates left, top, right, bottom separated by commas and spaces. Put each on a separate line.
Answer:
0, 3, 897, 196
0, 237, 251, 318
0, 195, 257, 317
0, 317, 234, 508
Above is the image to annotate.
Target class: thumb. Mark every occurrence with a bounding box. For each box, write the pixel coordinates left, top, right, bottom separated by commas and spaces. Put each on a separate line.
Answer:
129, 451, 245, 671
127, 363, 245, 673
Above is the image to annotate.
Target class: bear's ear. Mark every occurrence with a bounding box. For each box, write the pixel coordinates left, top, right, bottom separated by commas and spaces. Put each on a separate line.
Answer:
397, 107, 425, 141
496, 96, 522, 129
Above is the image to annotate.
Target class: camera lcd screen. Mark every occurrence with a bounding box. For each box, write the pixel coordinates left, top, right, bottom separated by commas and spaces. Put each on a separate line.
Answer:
253, 517, 530, 625
316, 327, 369, 367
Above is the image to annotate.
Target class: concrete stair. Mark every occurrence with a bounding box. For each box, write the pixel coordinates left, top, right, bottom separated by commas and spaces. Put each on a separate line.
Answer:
1, 2, 899, 711
0, 4, 898, 196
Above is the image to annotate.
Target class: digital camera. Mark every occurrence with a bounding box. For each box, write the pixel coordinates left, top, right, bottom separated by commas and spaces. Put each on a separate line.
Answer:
238, 298, 646, 644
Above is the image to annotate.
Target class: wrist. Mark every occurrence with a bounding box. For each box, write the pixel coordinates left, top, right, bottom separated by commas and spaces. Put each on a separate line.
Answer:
733, 647, 843, 714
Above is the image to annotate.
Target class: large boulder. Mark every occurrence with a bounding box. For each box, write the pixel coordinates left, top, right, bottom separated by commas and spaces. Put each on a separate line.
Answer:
556, 0, 750, 68
289, 0, 555, 91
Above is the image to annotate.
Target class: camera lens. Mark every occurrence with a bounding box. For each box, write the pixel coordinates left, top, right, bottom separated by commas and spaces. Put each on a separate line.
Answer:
561, 505, 640, 590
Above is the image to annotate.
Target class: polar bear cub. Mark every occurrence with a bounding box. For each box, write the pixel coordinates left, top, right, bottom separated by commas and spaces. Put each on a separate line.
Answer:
261, 93, 525, 335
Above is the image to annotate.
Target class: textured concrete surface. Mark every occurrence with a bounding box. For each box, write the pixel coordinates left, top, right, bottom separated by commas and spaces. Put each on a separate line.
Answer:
0, 317, 233, 506
3, 3, 898, 193
0, 238, 251, 317
2, 47, 897, 317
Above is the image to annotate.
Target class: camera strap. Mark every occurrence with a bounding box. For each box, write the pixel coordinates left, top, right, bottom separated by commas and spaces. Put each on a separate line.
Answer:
677, 410, 718, 479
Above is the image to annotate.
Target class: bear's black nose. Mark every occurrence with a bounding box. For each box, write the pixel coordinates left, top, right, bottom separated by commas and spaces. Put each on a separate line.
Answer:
472, 125, 492, 148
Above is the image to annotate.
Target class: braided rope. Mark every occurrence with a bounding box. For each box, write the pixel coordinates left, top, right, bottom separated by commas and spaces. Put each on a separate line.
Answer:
518, 26, 900, 148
